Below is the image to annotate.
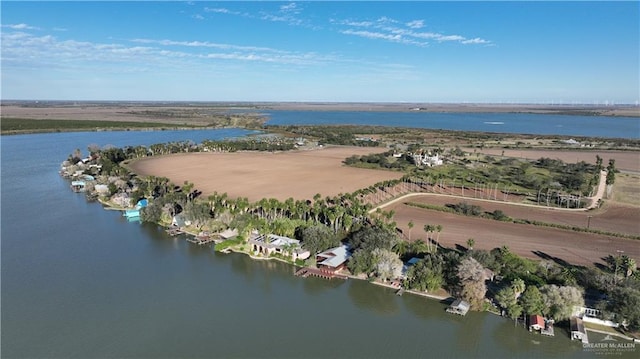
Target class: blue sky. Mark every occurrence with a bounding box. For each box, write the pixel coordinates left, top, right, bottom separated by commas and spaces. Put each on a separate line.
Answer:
2, 1, 639, 103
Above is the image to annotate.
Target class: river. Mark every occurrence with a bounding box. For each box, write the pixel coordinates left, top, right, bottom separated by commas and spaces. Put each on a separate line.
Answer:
263, 110, 640, 139
1, 125, 636, 358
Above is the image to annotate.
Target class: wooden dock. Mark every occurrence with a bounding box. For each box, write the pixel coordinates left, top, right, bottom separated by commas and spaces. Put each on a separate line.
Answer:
294, 267, 348, 280
166, 227, 184, 236
186, 235, 216, 245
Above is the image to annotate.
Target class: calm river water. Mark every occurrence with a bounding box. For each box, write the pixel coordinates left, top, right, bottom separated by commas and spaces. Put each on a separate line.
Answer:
264, 110, 640, 138
1, 121, 636, 358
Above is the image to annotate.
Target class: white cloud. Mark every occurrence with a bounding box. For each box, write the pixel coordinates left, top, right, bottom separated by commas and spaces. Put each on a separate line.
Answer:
204, 7, 235, 14
280, 3, 299, 13
192, 14, 204, 20
406, 20, 424, 29
337, 16, 491, 46
341, 30, 427, 47
2, 23, 39, 30
461, 38, 492, 45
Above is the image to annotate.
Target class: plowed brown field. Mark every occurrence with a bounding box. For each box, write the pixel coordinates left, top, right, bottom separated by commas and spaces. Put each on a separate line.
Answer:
128, 146, 403, 202
387, 197, 639, 267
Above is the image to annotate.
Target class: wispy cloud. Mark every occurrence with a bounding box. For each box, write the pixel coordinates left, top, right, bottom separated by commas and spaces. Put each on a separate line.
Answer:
2, 23, 39, 30
0, 28, 339, 72
336, 16, 491, 46
204, 7, 238, 15
406, 20, 424, 29
202, 2, 315, 29
341, 30, 427, 47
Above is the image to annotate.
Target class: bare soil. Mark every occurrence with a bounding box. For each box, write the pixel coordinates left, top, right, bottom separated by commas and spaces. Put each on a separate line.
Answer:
128, 146, 404, 202
389, 200, 639, 267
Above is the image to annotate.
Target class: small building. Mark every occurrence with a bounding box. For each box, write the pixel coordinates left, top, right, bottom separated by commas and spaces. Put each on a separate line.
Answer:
316, 244, 351, 273
570, 316, 589, 343
446, 299, 470, 316
219, 228, 238, 240
171, 213, 190, 228
70, 180, 86, 192
529, 315, 545, 331
135, 199, 148, 209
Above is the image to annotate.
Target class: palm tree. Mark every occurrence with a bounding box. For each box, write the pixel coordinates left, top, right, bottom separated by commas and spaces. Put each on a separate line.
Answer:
407, 220, 414, 240
434, 225, 443, 252
511, 278, 526, 300
621, 255, 636, 278
410, 239, 428, 257
423, 224, 434, 252
466, 238, 475, 251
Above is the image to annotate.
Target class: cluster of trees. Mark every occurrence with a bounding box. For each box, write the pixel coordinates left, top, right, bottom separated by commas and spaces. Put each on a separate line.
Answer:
343, 150, 413, 170
271, 125, 404, 146
536, 157, 598, 194
201, 138, 295, 152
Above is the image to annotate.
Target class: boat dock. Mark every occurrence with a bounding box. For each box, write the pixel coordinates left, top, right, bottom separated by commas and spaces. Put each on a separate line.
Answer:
294, 267, 348, 280
396, 288, 405, 296
166, 227, 184, 236
185, 233, 217, 245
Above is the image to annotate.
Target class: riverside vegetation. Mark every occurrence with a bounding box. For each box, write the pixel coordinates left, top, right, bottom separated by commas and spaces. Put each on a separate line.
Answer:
60, 125, 640, 335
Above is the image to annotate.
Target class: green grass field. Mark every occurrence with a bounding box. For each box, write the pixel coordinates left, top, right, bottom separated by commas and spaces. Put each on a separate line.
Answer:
0, 118, 185, 134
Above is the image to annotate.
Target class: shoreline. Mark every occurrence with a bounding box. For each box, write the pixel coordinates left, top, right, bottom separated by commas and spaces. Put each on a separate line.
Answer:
4, 101, 639, 117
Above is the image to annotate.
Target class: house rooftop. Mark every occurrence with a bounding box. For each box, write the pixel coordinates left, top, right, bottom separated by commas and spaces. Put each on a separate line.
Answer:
317, 244, 350, 268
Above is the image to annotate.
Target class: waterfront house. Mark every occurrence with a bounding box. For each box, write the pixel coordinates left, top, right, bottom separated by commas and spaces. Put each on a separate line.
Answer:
171, 213, 189, 228
570, 316, 589, 343
316, 244, 351, 273
249, 233, 310, 261
446, 299, 470, 316
529, 315, 545, 331
70, 180, 86, 192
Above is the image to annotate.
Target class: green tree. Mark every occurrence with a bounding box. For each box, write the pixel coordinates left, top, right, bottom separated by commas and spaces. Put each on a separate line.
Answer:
141, 202, 162, 223
466, 238, 475, 251
519, 286, 545, 316
297, 224, 339, 255
608, 286, 640, 331
348, 225, 398, 252
347, 249, 375, 277
606, 159, 616, 185
183, 201, 211, 230
540, 284, 584, 321
372, 248, 403, 282
406, 254, 444, 292
457, 257, 488, 310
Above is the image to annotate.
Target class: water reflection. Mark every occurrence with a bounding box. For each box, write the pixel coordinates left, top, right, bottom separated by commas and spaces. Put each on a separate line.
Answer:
347, 281, 399, 315
402, 293, 447, 320
301, 275, 346, 296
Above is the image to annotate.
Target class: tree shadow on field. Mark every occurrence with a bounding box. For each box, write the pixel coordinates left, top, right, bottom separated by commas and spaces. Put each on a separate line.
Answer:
532, 250, 571, 267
